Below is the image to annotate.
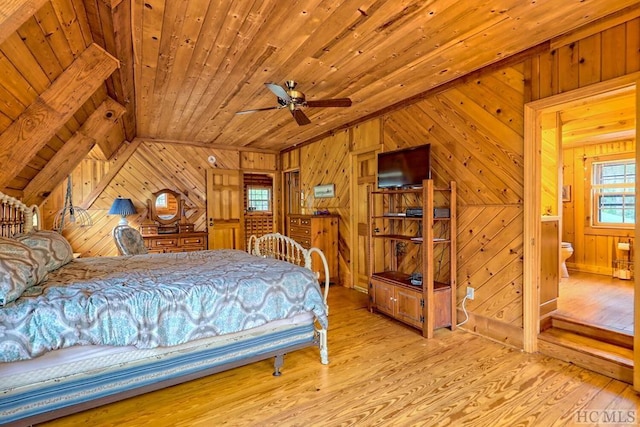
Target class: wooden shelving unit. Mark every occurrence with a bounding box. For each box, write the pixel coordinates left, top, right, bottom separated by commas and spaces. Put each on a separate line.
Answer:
368, 180, 457, 338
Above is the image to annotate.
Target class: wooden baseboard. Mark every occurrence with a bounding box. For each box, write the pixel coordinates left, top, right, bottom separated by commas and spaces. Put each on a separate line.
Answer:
457, 309, 523, 349
565, 262, 613, 276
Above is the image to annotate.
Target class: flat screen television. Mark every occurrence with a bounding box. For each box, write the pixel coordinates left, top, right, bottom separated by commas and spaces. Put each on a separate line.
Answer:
377, 144, 431, 188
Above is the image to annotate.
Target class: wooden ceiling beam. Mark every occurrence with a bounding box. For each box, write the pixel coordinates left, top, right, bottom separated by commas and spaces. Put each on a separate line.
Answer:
22, 97, 126, 206
83, 0, 136, 141
0, 0, 48, 45
0, 43, 119, 190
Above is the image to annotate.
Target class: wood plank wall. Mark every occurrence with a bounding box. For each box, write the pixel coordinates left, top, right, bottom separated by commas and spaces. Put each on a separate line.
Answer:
285, 13, 639, 347
39, 11, 638, 349
530, 13, 640, 277
42, 142, 277, 256
563, 140, 636, 275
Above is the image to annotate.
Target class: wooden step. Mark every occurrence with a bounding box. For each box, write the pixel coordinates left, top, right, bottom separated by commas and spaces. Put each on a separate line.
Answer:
543, 314, 633, 349
538, 328, 633, 384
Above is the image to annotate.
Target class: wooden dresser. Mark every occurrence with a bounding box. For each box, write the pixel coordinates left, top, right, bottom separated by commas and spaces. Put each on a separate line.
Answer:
143, 231, 208, 253
287, 214, 339, 283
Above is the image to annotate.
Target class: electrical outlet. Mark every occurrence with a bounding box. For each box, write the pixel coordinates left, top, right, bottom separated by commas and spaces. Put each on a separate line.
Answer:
466, 287, 475, 300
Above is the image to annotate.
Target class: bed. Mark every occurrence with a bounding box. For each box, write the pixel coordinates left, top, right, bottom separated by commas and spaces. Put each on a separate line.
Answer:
0, 192, 330, 426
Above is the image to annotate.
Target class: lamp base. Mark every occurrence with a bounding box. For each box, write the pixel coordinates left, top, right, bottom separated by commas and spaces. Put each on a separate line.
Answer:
118, 217, 129, 226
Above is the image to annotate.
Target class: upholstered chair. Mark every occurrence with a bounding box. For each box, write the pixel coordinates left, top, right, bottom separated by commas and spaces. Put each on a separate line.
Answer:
113, 225, 148, 255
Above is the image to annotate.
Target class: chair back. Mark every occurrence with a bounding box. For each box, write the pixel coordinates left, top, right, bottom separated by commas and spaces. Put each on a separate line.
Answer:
113, 225, 148, 255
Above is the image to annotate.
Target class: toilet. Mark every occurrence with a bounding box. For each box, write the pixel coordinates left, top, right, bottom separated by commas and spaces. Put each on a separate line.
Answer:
560, 241, 574, 278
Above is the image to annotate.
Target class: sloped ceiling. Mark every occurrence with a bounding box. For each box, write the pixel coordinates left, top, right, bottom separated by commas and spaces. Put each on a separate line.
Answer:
133, 0, 638, 150
0, 0, 637, 198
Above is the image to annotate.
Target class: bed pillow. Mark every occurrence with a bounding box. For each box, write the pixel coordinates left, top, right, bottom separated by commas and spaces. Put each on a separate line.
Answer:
0, 237, 48, 306
15, 230, 74, 272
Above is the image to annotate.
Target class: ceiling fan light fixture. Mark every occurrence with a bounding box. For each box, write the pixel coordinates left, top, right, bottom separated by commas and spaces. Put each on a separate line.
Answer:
235, 80, 352, 125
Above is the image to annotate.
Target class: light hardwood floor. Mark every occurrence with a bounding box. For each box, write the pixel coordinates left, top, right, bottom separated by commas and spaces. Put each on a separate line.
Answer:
557, 270, 634, 334
40, 286, 640, 427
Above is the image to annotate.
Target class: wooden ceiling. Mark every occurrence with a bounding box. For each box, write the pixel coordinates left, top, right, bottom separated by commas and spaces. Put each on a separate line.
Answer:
134, 0, 637, 150
561, 91, 637, 147
0, 0, 637, 199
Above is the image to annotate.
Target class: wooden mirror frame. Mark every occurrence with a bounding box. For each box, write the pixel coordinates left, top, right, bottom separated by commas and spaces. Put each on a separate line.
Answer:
150, 189, 182, 225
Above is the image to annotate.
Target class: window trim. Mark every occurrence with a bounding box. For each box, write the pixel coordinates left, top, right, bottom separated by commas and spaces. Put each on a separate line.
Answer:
246, 185, 272, 213
584, 154, 635, 233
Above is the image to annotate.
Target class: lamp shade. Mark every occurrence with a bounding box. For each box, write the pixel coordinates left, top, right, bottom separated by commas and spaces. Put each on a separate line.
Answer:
109, 198, 136, 225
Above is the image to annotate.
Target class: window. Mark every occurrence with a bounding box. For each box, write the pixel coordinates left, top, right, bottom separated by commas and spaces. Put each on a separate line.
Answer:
247, 186, 271, 212
591, 159, 635, 227
156, 193, 168, 208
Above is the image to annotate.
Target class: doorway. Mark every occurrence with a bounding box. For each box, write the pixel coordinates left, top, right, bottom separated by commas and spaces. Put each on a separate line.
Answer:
523, 73, 639, 385
243, 173, 275, 246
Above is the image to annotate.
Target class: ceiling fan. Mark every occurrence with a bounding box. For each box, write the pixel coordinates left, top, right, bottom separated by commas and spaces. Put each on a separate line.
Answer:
236, 80, 352, 126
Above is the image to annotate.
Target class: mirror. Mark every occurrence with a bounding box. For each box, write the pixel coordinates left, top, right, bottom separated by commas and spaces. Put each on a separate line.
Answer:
150, 189, 182, 226
155, 192, 178, 220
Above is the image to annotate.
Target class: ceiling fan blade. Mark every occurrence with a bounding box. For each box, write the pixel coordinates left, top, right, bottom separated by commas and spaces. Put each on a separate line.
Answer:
236, 106, 280, 115
265, 82, 291, 103
306, 98, 352, 108
291, 109, 311, 126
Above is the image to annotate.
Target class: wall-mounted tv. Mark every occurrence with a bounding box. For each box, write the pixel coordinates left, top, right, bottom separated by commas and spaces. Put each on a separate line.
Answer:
377, 144, 431, 189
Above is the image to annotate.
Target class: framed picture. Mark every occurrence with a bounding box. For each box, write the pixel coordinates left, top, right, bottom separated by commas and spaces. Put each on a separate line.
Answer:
313, 184, 335, 198
562, 185, 571, 202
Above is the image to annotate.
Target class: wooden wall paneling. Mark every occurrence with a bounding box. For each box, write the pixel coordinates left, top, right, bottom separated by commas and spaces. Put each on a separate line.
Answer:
79, 139, 140, 209
562, 139, 636, 274
578, 33, 602, 88
550, 4, 640, 51
351, 119, 382, 152
298, 130, 350, 285
0, 43, 119, 190
42, 143, 272, 255
36, 1, 76, 69
52, 0, 91, 56
239, 151, 277, 171
135, 0, 165, 134
169, 0, 261, 138
18, 12, 64, 79
625, 18, 640, 74
0, 0, 48, 45
23, 97, 126, 205
281, 149, 300, 171
148, 0, 204, 138
601, 24, 627, 81
83, 0, 137, 141
557, 42, 580, 93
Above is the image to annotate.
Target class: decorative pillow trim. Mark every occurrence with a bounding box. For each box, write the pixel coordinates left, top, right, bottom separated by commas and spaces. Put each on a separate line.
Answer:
15, 230, 74, 272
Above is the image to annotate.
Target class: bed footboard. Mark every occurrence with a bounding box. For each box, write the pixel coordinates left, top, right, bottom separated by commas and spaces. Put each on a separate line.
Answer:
249, 232, 330, 364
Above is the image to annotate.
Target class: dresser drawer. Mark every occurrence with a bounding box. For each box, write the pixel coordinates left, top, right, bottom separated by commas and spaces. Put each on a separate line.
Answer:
180, 236, 205, 247
289, 225, 311, 237
289, 217, 300, 226
151, 237, 179, 248
294, 237, 311, 248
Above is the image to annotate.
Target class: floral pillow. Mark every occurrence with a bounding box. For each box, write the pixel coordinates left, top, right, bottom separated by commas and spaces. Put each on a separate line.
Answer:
0, 237, 48, 306
15, 230, 74, 272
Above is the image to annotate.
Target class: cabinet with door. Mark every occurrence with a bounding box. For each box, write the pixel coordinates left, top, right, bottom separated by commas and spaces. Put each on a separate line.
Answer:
368, 180, 456, 338
287, 214, 339, 284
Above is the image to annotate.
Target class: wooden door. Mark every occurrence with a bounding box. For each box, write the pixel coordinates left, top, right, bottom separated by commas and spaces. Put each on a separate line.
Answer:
206, 169, 244, 250
351, 149, 378, 291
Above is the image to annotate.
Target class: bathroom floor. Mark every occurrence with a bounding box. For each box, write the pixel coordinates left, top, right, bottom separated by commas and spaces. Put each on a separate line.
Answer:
556, 270, 634, 335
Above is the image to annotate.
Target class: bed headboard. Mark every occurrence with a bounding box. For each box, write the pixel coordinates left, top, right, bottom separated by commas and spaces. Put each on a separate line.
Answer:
0, 191, 35, 237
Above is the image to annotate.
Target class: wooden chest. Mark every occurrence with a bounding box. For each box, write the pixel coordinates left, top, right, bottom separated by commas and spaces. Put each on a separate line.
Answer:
287, 214, 339, 284
143, 231, 208, 253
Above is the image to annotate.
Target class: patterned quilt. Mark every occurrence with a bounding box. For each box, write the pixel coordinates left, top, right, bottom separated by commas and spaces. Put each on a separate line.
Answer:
0, 250, 328, 363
